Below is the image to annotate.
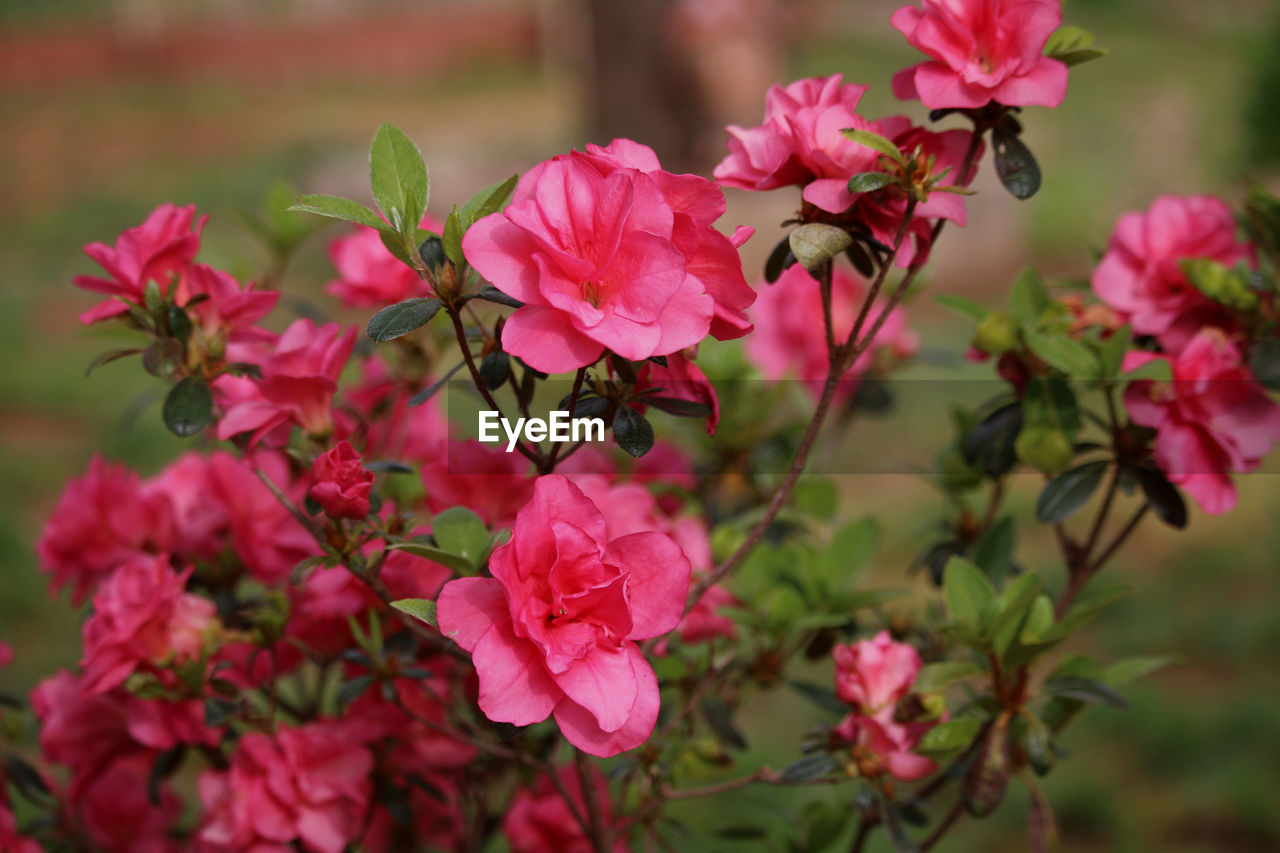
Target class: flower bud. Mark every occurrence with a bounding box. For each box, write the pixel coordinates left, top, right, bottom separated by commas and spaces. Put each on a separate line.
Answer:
1015, 426, 1074, 474
972, 313, 1019, 356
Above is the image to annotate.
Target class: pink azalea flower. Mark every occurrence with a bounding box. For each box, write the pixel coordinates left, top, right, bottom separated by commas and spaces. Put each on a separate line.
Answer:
141, 453, 231, 563
344, 356, 450, 466
80, 553, 217, 696
31, 671, 140, 796
73, 203, 207, 325
833, 630, 924, 713
833, 712, 938, 781
197, 723, 373, 853
746, 263, 918, 397
309, 441, 374, 519
631, 351, 721, 435
358, 772, 463, 853
184, 264, 279, 347
123, 694, 221, 752
421, 439, 536, 528
890, 0, 1069, 110
464, 142, 748, 373
1092, 195, 1253, 353
1123, 329, 1280, 515
215, 318, 358, 444
503, 764, 629, 853
436, 475, 690, 757
37, 456, 175, 605
325, 214, 444, 309
77, 754, 182, 853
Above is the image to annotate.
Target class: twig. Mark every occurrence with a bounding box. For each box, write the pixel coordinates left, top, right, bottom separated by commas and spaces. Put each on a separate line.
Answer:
920, 796, 966, 851
575, 748, 612, 853
546, 367, 587, 472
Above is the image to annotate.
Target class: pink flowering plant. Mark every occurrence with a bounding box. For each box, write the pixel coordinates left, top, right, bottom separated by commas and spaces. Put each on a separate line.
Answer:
5, 4, 1280, 852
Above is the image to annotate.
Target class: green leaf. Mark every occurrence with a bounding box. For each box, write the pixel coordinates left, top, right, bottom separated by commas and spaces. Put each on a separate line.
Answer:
85, 347, 144, 377
1035, 460, 1108, 523
1041, 676, 1129, 709
366, 298, 442, 343
289, 194, 385, 229
478, 350, 511, 390
933, 294, 988, 323
1249, 336, 1280, 392
162, 376, 214, 438
1098, 325, 1133, 380
972, 516, 1015, 586
1133, 466, 1187, 529
442, 208, 464, 267
789, 223, 853, 273
391, 598, 438, 627
290, 555, 327, 586
764, 236, 795, 284
1122, 356, 1173, 382
337, 674, 374, 706
1009, 267, 1049, 325
457, 174, 519, 225
944, 556, 996, 633
990, 572, 1043, 658
874, 784, 920, 853
1023, 715, 1055, 776
915, 660, 986, 693
787, 681, 849, 714
847, 171, 896, 193
470, 286, 523, 309
822, 518, 879, 588
839, 128, 905, 166
1104, 654, 1177, 686
1054, 48, 1108, 68
431, 507, 489, 567
916, 717, 985, 754
992, 127, 1041, 200
1044, 25, 1107, 65
700, 695, 748, 750
613, 406, 654, 458
369, 122, 429, 234
1055, 583, 1132, 636
385, 541, 474, 574
779, 754, 841, 783
1023, 329, 1100, 379
793, 477, 839, 520
1022, 376, 1080, 439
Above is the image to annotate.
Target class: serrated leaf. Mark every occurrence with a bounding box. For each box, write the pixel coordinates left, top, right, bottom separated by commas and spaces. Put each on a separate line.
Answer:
431, 507, 489, 566
391, 598, 438, 627
367, 297, 442, 343
1035, 460, 1107, 523
944, 556, 996, 632
933, 294, 988, 322
163, 376, 214, 438
789, 223, 853, 273
613, 405, 654, 458
369, 122, 429, 234
290, 194, 385, 229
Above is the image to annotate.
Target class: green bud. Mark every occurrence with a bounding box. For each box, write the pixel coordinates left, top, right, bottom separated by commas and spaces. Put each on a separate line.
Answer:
973, 312, 1020, 356
1015, 426, 1074, 475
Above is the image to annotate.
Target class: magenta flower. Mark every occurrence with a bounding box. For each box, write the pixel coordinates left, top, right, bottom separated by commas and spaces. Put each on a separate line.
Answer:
184, 264, 279, 346
1092, 195, 1253, 353
503, 764, 629, 853
73, 203, 207, 324
309, 440, 374, 519
463, 142, 749, 373
890, 0, 1069, 110
436, 475, 690, 757
833, 713, 939, 782
631, 351, 721, 435
77, 755, 183, 853
325, 214, 444, 308
1124, 329, 1280, 515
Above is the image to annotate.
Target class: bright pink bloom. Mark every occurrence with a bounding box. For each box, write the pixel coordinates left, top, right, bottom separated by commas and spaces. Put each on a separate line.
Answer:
31, 671, 140, 795
1092, 195, 1252, 353
891, 0, 1069, 110
325, 215, 444, 308
503, 764, 628, 853
833, 713, 938, 781
746, 263, 918, 397
421, 439, 536, 528
215, 319, 357, 444
142, 453, 230, 562
309, 441, 374, 519
37, 456, 174, 605
436, 475, 690, 756
184, 264, 279, 344
464, 142, 749, 372
197, 723, 373, 853
833, 630, 924, 713
74, 203, 207, 324
80, 553, 217, 695
1123, 329, 1280, 515
124, 694, 221, 752
77, 754, 182, 853
632, 352, 721, 435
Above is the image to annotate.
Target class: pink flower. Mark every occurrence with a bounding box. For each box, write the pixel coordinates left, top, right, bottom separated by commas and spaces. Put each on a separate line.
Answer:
184, 264, 279, 346
833, 713, 938, 781
74, 203, 207, 324
631, 351, 721, 435
309, 441, 374, 519
891, 0, 1069, 110
197, 723, 373, 853
215, 318, 358, 444
1123, 329, 1280, 515
436, 475, 690, 756
1092, 195, 1253, 353
77, 755, 182, 853
37, 456, 174, 605
833, 631, 924, 713
463, 143, 748, 373
123, 694, 221, 752
80, 553, 217, 695
746, 263, 918, 397
421, 439, 536, 528
31, 671, 140, 796
503, 764, 628, 853
325, 215, 444, 308
344, 356, 450, 466
142, 454, 230, 562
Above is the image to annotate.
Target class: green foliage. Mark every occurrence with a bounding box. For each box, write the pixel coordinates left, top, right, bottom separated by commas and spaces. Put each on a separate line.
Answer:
430, 506, 490, 569
369, 122, 429, 234
366, 297, 442, 342
162, 376, 213, 438
390, 598, 438, 627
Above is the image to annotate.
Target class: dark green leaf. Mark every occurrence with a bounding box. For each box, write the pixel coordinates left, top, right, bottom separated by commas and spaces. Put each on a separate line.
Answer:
847, 172, 896, 193
1041, 676, 1129, 709
963, 402, 1022, 478
845, 241, 876, 277
418, 235, 448, 273
479, 350, 510, 390
166, 305, 192, 341
765, 237, 793, 286
915, 661, 986, 693
789, 223, 852, 272
1133, 466, 1187, 529
369, 122, 429, 234
471, 286, 523, 309
337, 674, 375, 706
162, 376, 214, 438
1035, 460, 1108, 522
290, 555, 326, 586
289, 194, 385, 229
204, 696, 237, 727
779, 754, 840, 783
788, 680, 848, 714
85, 347, 144, 377
391, 598, 438, 627
992, 127, 1041, 200
365, 460, 415, 475
367, 297, 442, 343
613, 405, 654, 458
700, 696, 747, 750
1023, 329, 1100, 379
410, 362, 465, 406
1249, 336, 1280, 391
148, 746, 185, 807
873, 784, 920, 853
1009, 267, 1049, 324
972, 516, 1015, 585
642, 395, 713, 419
143, 338, 184, 378
1022, 376, 1080, 439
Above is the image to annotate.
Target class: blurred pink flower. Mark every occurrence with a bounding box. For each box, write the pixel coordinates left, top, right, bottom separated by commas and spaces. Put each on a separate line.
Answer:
78, 754, 182, 853
503, 764, 629, 853
833, 712, 938, 781
632, 351, 721, 435
325, 214, 445, 308
833, 630, 923, 713
420, 439, 535, 528
890, 0, 1069, 109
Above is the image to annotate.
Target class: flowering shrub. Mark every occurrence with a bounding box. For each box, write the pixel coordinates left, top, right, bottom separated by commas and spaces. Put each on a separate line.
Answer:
5, 4, 1280, 852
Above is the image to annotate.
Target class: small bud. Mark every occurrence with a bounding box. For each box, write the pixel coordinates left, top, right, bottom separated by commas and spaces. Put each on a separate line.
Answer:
1015, 426, 1074, 474
973, 312, 1020, 356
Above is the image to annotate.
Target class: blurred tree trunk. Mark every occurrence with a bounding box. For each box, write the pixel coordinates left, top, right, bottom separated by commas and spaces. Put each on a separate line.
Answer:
583, 0, 711, 172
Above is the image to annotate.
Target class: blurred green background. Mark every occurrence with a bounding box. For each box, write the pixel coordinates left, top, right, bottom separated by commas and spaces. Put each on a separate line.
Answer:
3, 0, 1280, 850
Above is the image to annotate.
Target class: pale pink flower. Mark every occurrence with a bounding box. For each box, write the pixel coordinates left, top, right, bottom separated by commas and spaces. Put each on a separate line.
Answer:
436, 475, 690, 756
1123, 329, 1280, 515
833, 630, 924, 713
833, 712, 938, 781
891, 0, 1069, 109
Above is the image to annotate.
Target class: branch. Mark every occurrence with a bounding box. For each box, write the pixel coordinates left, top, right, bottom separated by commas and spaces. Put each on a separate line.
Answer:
576, 748, 612, 853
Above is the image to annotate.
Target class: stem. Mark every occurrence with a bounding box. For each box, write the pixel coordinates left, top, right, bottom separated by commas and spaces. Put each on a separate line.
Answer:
820, 259, 836, 354
920, 796, 966, 851
546, 367, 587, 472
848, 816, 875, 853
575, 748, 612, 853
661, 766, 847, 800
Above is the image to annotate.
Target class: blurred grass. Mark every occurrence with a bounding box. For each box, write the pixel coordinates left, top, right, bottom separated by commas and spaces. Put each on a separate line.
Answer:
3, 3, 1280, 850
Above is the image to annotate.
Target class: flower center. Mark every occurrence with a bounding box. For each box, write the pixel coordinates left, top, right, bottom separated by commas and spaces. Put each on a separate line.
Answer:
582, 280, 601, 308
